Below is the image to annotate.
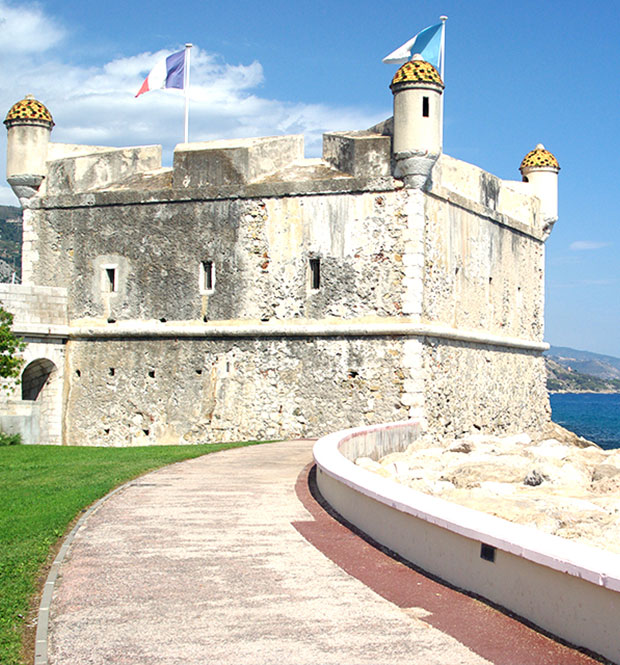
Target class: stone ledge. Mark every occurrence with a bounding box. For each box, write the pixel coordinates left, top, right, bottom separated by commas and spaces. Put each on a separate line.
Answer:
12, 323, 69, 339
33, 176, 403, 209
66, 319, 548, 351
429, 186, 545, 242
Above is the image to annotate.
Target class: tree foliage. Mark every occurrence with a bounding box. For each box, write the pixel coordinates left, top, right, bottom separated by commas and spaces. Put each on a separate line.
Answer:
0, 305, 25, 382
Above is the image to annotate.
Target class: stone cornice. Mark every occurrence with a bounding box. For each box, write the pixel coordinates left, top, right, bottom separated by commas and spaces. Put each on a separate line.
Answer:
60, 319, 548, 352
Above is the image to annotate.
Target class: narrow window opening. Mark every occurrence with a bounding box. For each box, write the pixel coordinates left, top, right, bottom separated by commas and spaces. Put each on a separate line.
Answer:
203, 314, 208, 323
75, 369, 81, 378
422, 96, 430, 118
201, 260, 214, 292
226, 361, 231, 372
159, 317, 167, 323
142, 429, 150, 436
104, 428, 110, 435
104, 267, 117, 293
195, 369, 203, 375
480, 543, 496, 562
107, 317, 116, 324
148, 370, 155, 378
309, 258, 321, 290
109, 368, 115, 376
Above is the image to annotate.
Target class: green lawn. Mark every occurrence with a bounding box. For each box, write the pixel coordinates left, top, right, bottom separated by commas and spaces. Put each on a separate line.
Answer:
0, 441, 261, 665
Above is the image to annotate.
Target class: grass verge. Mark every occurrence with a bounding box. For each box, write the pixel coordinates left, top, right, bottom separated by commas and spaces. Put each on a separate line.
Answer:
0, 441, 261, 665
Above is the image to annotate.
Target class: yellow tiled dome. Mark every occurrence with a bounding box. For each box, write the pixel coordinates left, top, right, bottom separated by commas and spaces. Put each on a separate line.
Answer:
520, 144, 559, 171
4, 95, 54, 127
390, 56, 444, 90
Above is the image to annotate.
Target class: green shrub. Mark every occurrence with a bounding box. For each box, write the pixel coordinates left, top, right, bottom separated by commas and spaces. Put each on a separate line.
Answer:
0, 431, 20, 446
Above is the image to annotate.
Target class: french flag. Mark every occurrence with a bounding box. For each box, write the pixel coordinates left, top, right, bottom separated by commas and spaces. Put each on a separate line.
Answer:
136, 50, 185, 97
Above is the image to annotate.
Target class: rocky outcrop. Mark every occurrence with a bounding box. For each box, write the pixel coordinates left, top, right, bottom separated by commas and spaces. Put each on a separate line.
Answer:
356, 424, 620, 553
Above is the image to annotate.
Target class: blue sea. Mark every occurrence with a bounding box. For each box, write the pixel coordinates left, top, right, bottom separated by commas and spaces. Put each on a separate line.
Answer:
550, 393, 620, 450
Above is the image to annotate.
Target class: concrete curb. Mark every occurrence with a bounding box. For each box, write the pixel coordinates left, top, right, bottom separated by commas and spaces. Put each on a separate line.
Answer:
34, 480, 135, 665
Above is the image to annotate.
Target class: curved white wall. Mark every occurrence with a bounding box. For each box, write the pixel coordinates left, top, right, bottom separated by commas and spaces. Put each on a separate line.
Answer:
313, 421, 620, 664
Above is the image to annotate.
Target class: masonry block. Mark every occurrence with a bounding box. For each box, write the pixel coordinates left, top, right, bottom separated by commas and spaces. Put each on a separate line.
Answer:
173, 135, 304, 188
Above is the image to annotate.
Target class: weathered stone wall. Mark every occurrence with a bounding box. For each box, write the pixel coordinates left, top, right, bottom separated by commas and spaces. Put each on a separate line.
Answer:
423, 195, 544, 341
64, 336, 409, 446
422, 338, 549, 439
27, 190, 413, 324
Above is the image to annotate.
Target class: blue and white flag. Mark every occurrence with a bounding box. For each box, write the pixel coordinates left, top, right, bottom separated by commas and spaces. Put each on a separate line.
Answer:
136, 50, 185, 97
382, 22, 443, 69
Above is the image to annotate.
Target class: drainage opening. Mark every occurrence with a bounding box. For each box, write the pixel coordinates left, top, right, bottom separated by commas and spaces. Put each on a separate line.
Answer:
480, 543, 496, 562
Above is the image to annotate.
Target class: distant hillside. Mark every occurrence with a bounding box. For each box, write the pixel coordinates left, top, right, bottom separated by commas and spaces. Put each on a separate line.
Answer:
545, 346, 620, 393
0, 205, 22, 282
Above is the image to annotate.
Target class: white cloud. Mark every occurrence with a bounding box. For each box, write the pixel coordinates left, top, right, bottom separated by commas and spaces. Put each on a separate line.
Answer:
569, 241, 611, 251
0, 38, 387, 202
0, 1, 64, 53
0, 2, 387, 203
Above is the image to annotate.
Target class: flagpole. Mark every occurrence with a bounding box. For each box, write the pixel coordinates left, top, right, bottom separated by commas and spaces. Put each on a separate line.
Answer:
184, 43, 193, 143
439, 16, 447, 79
439, 17, 447, 151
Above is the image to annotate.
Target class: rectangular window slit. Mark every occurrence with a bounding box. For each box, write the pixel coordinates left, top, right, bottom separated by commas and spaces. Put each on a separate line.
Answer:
480, 543, 496, 562
105, 267, 117, 293
109, 368, 115, 376
422, 96, 430, 118
310, 258, 321, 290
201, 260, 214, 291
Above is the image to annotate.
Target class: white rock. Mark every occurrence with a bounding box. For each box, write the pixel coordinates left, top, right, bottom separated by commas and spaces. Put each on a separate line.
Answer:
530, 443, 570, 460
479, 481, 517, 496
393, 460, 410, 477
501, 433, 532, 446
431, 480, 455, 494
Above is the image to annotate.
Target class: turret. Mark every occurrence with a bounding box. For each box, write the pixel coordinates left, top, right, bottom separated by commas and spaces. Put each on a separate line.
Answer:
4, 95, 54, 202
390, 54, 444, 188
519, 144, 560, 236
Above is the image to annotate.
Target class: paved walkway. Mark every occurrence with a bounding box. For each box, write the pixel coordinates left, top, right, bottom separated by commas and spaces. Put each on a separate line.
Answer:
47, 440, 602, 665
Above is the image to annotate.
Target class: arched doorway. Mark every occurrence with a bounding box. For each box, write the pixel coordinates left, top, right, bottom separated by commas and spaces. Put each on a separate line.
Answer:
19, 358, 61, 444
22, 358, 56, 401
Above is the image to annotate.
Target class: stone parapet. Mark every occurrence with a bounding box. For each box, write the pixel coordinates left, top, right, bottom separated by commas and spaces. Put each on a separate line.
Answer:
45, 145, 162, 195
0, 284, 68, 327
322, 131, 391, 178
173, 135, 304, 188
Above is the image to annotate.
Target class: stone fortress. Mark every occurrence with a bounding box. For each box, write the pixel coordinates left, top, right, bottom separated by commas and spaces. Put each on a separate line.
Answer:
0, 53, 560, 447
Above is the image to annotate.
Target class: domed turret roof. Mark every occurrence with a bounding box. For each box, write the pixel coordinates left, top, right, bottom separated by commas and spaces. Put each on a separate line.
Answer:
4, 95, 54, 128
390, 55, 444, 90
520, 144, 559, 171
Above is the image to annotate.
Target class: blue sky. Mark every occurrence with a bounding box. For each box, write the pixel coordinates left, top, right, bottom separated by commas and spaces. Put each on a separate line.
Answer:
0, 0, 619, 357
